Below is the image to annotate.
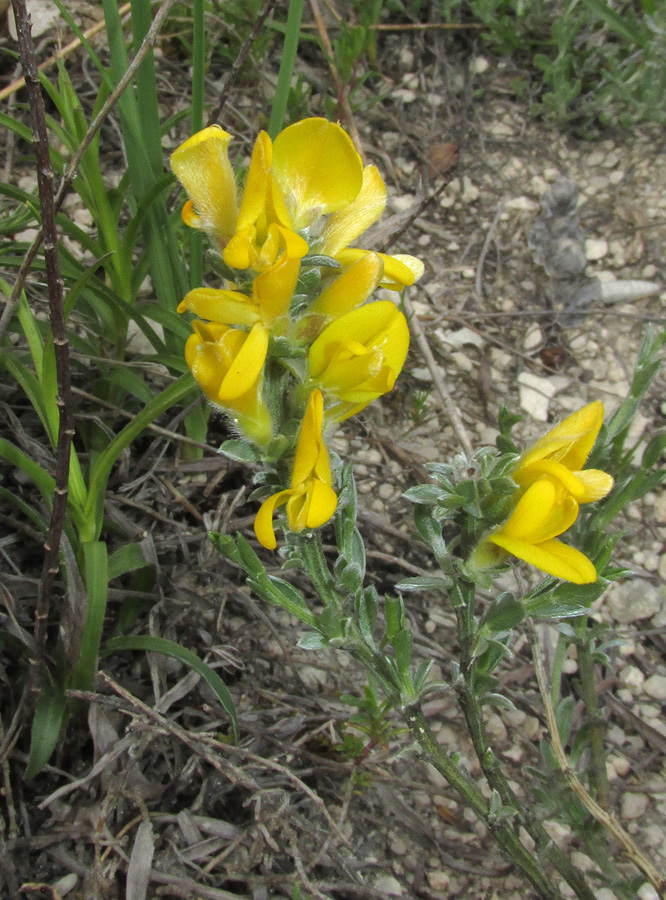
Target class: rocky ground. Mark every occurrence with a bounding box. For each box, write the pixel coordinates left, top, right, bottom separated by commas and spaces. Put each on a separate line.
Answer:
2, 4, 666, 899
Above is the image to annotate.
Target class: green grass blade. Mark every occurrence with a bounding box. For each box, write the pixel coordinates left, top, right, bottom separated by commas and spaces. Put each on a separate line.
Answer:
100, 635, 239, 741
268, 0, 305, 139
108, 542, 154, 580
71, 541, 109, 692
25, 687, 67, 778
189, 0, 205, 289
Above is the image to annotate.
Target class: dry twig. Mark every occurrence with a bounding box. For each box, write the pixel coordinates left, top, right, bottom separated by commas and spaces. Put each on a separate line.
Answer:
531, 623, 666, 898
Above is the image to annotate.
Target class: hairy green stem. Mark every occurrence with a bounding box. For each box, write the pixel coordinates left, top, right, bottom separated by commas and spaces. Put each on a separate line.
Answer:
576, 638, 610, 807
405, 704, 562, 900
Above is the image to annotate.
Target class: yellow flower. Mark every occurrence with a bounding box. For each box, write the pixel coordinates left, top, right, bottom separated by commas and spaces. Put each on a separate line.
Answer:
170, 125, 238, 242
513, 401, 614, 503
254, 390, 338, 550
184, 320, 272, 446
222, 130, 309, 271
308, 301, 410, 420
487, 478, 597, 584
178, 253, 300, 332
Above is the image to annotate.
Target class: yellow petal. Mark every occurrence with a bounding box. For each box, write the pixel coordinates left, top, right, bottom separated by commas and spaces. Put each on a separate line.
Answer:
170, 125, 238, 239
515, 401, 605, 476
334, 249, 424, 290
320, 165, 386, 255
309, 301, 409, 381
254, 489, 293, 549
292, 390, 325, 487
499, 479, 579, 543
489, 533, 597, 583
178, 287, 261, 328
236, 130, 272, 233
272, 118, 363, 230
218, 324, 268, 400
572, 469, 614, 502
254, 255, 301, 325
310, 253, 383, 317
223, 226, 256, 270
379, 253, 425, 289
304, 479, 338, 528
514, 459, 588, 498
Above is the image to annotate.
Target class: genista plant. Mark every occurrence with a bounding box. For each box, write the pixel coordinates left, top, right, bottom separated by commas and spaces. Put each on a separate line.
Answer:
172, 113, 666, 899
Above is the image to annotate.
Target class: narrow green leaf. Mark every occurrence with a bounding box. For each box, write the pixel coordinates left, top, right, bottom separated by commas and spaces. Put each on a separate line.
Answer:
101, 635, 238, 741
25, 688, 67, 778
72, 542, 109, 692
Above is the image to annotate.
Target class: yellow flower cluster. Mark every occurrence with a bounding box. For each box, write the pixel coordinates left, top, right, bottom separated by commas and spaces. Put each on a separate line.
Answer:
486, 402, 614, 584
171, 118, 424, 549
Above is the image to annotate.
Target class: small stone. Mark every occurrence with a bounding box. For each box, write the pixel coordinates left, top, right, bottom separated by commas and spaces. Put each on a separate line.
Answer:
470, 55, 489, 74
391, 194, 416, 212
620, 665, 645, 689
451, 351, 474, 373
621, 792, 649, 820
643, 674, 666, 701
438, 326, 484, 350
517, 372, 569, 422
605, 579, 663, 624
523, 325, 543, 351
585, 238, 609, 261
427, 870, 450, 891
390, 836, 408, 856
506, 195, 538, 211
374, 875, 404, 896
449, 175, 479, 202
596, 890, 619, 900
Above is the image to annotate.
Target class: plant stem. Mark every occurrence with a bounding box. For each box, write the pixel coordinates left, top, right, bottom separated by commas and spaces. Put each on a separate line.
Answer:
576, 634, 610, 807
454, 586, 597, 900
13, 0, 74, 710
404, 703, 562, 900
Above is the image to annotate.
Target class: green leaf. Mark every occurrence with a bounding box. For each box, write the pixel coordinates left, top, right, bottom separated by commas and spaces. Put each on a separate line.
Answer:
642, 432, 666, 468
396, 575, 451, 594
72, 542, 108, 692
25, 687, 67, 778
555, 695, 576, 746
384, 596, 404, 640
403, 484, 447, 504
218, 439, 261, 463
101, 635, 238, 741
391, 628, 413, 676
108, 542, 153, 581
482, 592, 524, 632
297, 632, 329, 650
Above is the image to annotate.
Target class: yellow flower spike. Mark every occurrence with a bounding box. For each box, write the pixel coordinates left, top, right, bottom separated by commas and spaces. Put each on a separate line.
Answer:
308, 301, 410, 418
513, 401, 614, 503
272, 118, 363, 230
309, 252, 384, 318
170, 125, 238, 241
488, 478, 598, 585
320, 164, 387, 256
254, 390, 338, 550
185, 321, 272, 446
